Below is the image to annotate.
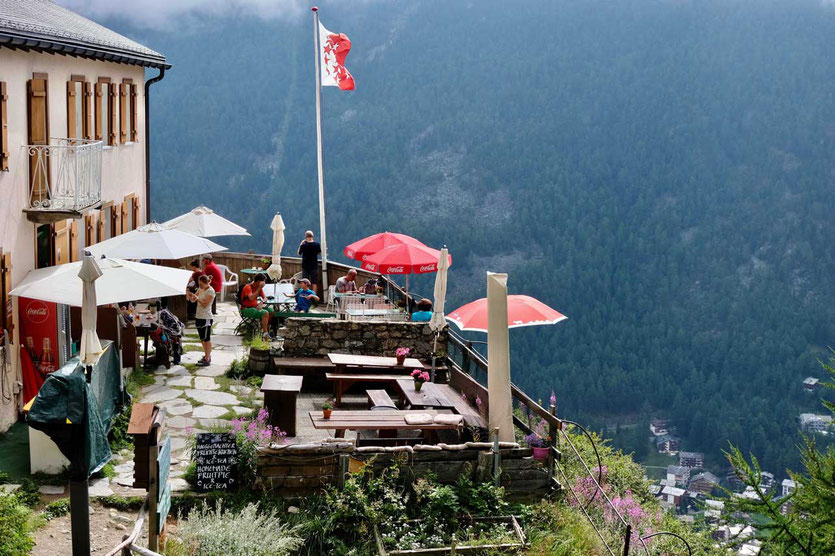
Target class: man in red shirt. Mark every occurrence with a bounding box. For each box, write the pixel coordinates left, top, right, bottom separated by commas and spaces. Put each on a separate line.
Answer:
240, 273, 275, 339
201, 254, 223, 315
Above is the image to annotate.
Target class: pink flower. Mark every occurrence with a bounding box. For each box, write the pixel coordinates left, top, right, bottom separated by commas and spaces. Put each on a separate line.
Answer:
475, 395, 482, 407
550, 390, 557, 406
257, 408, 269, 422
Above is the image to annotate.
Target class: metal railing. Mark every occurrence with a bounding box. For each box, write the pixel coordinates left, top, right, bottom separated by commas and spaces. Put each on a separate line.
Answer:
26, 138, 102, 211
445, 330, 692, 556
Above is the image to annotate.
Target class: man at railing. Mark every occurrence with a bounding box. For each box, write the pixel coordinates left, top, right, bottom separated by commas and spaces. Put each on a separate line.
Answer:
298, 230, 322, 295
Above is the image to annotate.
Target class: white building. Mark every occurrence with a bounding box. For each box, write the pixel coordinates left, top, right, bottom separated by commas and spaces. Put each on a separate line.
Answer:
0, 0, 169, 433
781, 479, 796, 497
798, 413, 833, 434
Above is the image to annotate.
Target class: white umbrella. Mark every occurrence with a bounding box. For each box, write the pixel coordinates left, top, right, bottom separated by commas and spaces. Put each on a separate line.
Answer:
162, 205, 250, 238
10, 258, 193, 307
78, 254, 104, 364
429, 246, 450, 332
487, 272, 514, 442
267, 213, 285, 281
86, 222, 227, 260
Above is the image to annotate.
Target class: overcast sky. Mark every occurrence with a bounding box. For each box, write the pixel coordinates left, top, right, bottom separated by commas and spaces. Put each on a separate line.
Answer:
57, 0, 307, 29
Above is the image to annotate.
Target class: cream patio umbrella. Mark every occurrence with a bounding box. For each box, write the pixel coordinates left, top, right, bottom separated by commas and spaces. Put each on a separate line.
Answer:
429, 246, 450, 380
163, 205, 250, 238
78, 254, 104, 365
267, 213, 285, 281
86, 222, 227, 260
487, 272, 515, 442
10, 258, 193, 307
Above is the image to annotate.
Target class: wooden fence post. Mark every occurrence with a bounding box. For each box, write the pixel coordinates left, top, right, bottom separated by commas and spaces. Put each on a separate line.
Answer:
492, 428, 500, 487
548, 403, 558, 482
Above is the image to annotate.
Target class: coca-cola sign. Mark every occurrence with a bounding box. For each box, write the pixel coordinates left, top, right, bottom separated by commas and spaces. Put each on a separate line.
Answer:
365, 263, 377, 271
25, 301, 49, 324
386, 266, 405, 273
418, 264, 436, 272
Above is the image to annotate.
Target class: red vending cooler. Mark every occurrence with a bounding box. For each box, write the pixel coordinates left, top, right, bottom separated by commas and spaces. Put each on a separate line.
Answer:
18, 297, 71, 403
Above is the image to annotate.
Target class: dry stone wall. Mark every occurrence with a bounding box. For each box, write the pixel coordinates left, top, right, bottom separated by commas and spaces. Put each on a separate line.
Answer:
279, 318, 448, 360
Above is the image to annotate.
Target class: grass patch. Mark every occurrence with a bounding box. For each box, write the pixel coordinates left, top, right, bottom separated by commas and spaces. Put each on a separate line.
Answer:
0, 493, 36, 554
100, 494, 144, 512
126, 368, 156, 398
183, 344, 204, 353
42, 498, 70, 520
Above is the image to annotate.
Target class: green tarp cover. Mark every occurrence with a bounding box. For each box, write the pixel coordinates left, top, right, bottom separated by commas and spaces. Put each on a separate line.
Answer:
27, 340, 120, 479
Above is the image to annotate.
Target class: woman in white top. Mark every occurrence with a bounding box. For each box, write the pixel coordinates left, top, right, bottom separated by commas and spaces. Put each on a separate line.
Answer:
187, 275, 216, 366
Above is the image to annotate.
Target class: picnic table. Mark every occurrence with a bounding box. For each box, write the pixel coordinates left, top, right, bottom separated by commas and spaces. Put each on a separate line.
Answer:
309, 409, 460, 440
326, 372, 409, 407
395, 379, 487, 429
327, 353, 423, 372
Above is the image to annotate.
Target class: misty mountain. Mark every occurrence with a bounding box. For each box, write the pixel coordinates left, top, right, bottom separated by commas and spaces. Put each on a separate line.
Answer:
103, 0, 835, 473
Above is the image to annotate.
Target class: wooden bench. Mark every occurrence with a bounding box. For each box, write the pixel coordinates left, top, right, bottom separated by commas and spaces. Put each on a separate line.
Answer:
367, 389, 397, 409
434, 384, 487, 429
309, 409, 459, 441
326, 373, 408, 407
273, 357, 336, 390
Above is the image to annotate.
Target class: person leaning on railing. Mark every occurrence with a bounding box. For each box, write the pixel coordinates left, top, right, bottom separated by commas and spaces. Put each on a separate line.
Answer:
240, 273, 276, 340
410, 298, 433, 322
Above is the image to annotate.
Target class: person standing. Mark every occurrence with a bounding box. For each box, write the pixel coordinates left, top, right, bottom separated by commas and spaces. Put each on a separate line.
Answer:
185, 259, 204, 321
187, 275, 215, 366
298, 230, 322, 294
201, 254, 223, 315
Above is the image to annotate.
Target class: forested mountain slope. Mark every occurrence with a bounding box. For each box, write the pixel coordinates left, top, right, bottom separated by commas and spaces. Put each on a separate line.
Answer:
111, 0, 834, 474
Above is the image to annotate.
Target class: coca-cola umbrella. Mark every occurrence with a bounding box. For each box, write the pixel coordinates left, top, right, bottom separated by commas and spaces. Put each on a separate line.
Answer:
344, 232, 424, 262
446, 294, 567, 333
361, 242, 453, 300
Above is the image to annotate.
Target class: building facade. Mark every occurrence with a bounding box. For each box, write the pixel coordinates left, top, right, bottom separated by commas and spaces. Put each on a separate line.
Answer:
0, 0, 168, 432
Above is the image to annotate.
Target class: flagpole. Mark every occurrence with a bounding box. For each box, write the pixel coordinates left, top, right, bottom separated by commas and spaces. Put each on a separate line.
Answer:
312, 6, 329, 294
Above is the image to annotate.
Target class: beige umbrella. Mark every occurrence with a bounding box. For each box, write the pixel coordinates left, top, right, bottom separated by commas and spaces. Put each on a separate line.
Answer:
266, 213, 285, 281
163, 205, 250, 238
487, 272, 514, 442
78, 254, 104, 365
87, 222, 227, 260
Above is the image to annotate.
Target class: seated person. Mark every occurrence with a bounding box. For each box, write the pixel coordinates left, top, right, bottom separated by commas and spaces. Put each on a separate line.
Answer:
335, 269, 359, 293
286, 278, 320, 312
239, 273, 276, 340
410, 299, 433, 322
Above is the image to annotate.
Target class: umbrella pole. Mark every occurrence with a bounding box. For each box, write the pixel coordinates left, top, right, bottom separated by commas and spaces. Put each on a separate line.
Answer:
431, 333, 438, 383
69, 478, 90, 555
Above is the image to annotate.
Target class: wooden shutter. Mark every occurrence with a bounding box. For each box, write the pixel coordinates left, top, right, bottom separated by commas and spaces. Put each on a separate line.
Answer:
130, 84, 138, 142
70, 220, 79, 262
54, 220, 70, 265
111, 205, 121, 237
27, 74, 50, 204
1, 82, 9, 171
94, 82, 103, 140
108, 83, 118, 145
1, 251, 13, 339
85, 213, 96, 245
67, 81, 77, 139
83, 81, 93, 140
120, 200, 128, 234
119, 82, 128, 144
97, 209, 105, 241
132, 196, 141, 228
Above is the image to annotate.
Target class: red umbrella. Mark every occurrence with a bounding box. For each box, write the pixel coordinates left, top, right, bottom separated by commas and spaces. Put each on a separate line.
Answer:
344, 232, 424, 261
447, 295, 567, 333
361, 243, 452, 274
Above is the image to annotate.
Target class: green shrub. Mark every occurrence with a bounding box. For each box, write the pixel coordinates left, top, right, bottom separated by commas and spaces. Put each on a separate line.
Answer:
15, 479, 42, 508
226, 356, 251, 380
100, 495, 144, 512
43, 498, 70, 520
0, 471, 11, 485
0, 494, 35, 554
109, 404, 134, 452
176, 500, 302, 556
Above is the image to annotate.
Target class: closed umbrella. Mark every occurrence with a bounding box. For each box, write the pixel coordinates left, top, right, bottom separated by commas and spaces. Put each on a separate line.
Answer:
429, 246, 450, 381
267, 213, 285, 281
487, 272, 514, 442
163, 205, 250, 237
11, 258, 193, 307
344, 232, 423, 261
78, 254, 104, 365
87, 222, 227, 260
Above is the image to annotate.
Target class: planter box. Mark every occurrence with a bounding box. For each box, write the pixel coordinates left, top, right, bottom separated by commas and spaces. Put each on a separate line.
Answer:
373, 516, 526, 555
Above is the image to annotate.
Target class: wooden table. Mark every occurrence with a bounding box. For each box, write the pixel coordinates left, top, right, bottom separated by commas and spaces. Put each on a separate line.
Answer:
326, 372, 409, 407
327, 353, 424, 373
396, 379, 457, 409
261, 375, 304, 436
309, 409, 459, 439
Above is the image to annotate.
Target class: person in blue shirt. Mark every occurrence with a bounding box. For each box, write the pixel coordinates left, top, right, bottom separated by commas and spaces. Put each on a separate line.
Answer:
410, 299, 433, 322
289, 278, 320, 313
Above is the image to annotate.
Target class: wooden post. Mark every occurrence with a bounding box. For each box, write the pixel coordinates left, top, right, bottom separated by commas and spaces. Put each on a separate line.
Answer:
147, 431, 159, 552
547, 403, 558, 482
337, 454, 349, 490
492, 427, 500, 487
622, 523, 632, 556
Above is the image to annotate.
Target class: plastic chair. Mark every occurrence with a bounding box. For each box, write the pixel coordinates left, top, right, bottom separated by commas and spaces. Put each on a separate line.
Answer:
216, 264, 239, 302
326, 285, 338, 312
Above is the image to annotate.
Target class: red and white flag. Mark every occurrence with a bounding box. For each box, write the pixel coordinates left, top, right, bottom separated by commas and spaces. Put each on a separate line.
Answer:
318, 21, 355, 90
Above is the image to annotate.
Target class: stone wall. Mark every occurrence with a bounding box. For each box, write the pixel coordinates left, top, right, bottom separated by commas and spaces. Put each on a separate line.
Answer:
280, 318, 447, 360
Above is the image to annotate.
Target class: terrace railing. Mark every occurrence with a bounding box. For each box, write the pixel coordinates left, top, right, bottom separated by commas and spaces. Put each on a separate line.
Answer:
26, 138, 102, 212
445, 329, 692, 556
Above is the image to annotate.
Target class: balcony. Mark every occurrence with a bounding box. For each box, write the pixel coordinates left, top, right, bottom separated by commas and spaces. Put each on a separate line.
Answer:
23, 138, 103, 223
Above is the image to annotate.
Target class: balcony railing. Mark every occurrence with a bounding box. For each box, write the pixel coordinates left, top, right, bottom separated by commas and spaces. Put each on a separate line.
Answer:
26, 138, 102, 212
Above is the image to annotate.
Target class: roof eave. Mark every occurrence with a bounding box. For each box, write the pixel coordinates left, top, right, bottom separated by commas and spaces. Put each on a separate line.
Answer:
0, 29, 170, 69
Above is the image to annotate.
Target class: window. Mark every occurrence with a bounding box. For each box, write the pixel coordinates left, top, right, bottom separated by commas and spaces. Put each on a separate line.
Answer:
96, 77, 117, 146
35, 224, 54, 269
67, 75, 87, 140
0, 82, 8, 171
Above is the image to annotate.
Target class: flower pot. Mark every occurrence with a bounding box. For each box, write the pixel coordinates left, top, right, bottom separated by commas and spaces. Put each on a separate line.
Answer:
396, 355, 406, 366
323, 409, 332, 419
532, 446, 550, 460
414, 381, 423, 392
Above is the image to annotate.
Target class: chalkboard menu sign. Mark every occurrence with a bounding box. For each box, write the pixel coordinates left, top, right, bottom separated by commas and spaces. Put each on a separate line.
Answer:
194, 433, 238, 491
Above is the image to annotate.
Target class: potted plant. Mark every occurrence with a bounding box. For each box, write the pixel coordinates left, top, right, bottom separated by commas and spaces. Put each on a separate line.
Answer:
395, 347, 410, 366
410, 369, 430, 391
526, 431, 550, 461
322, 401, 333, 419
260, 257, 271, 269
